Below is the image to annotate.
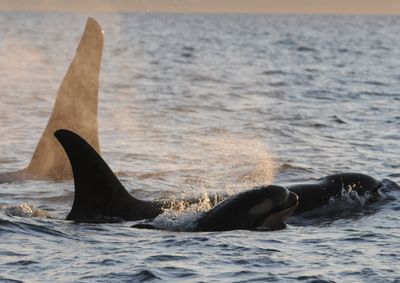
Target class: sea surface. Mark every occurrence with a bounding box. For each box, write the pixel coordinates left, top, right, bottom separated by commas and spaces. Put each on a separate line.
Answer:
0, 12, 400, 282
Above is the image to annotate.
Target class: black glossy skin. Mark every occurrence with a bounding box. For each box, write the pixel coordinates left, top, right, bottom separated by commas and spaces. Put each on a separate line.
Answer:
55, 129, 299, 230
287, 173, 382, 214
55, 129, 383, 224
55, 129, 222, 223
55, 129, 164, 223
194, 185, 298, 232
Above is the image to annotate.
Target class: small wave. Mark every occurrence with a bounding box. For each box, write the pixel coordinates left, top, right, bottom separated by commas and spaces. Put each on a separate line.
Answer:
182, 46, 195, 52
305, 68, 319, 73
309, 122, 329, 128
268, 81, 287, 87
384, 175, 400, 184
168, 105, 197, 113
0, 251, 27, 257
278, 162, 313, 174
134, 270, 161, 282
146, 254, 189, 261
262, 70, 286, 76
341, 233, 381, 243
188, 73, 223, 83
305, 90, 337, 101
363, 80, 387, 86
0, 217, 67, 238
275, 38, 296, 46
136, 171, 171, 180
5, 260, 38, 266
181, 52, 194, 59
181, 46, 195, 59
87, 259, 124, 266
338, 48, 350, 53
204, 127, 228, 134
0, 158, 17, 164
297, 46, 317, 52
296, 275, 335, 283
332, 115, 347, 124
0, 276, 23, 283
159, 266, 197, 278
79, 270, 161, 282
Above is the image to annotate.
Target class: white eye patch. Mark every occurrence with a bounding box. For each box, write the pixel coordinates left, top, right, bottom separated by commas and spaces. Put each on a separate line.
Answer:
249, 199, 273, 215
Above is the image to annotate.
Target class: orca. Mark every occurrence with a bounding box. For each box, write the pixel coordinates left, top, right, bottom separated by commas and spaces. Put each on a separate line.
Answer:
54, 129, 382, 229
55, 129, 298, 231
133, 185, 298, 232
54, 129, 218, 222
191, 185, 298, 231
185, 173, 381, 230
0, 17, 103, 183
286, 173, 382, 214
54, 129, 163, 222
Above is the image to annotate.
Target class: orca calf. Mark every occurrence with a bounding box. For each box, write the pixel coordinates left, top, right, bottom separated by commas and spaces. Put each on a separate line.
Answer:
286, 173, 382, 214
192, 185, 298, 231
0, 17, 103, 183
133, 185, 298, 232
55, 129, 298, 231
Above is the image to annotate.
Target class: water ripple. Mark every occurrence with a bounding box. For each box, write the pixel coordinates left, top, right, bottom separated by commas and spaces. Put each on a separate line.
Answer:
0, 12, 400, 283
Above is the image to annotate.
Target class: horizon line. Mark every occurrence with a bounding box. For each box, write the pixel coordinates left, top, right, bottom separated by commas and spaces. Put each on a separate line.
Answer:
1, 0, 400, 15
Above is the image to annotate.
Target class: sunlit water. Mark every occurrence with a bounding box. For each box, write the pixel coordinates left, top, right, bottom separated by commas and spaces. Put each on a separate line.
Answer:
0, 12, 400, 282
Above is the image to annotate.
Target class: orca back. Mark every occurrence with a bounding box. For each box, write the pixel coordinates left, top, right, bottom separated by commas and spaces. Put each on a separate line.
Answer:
55, 129, 162, 222
288, 173, 382, 214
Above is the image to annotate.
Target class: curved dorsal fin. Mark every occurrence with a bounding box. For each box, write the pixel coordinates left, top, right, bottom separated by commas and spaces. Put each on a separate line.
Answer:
22, 17, 103, 181
54, 129, 163, 222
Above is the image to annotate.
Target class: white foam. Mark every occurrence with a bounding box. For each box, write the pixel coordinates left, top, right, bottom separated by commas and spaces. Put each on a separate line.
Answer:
5, 203, 52, 218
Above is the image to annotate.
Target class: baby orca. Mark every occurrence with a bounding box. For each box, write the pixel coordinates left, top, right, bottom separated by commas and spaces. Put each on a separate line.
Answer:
133, 185, 298, 232
193, 185, 298, 232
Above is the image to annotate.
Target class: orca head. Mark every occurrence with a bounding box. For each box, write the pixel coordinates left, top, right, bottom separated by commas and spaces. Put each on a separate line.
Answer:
247, 185, 298, 231
197, 185, 298, 231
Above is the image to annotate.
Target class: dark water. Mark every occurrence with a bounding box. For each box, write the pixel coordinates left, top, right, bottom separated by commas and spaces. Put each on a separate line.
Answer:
0, 12, 400, 282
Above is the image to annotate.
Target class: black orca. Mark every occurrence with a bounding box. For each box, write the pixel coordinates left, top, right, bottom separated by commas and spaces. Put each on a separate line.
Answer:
54, 129, 164, 222
54, 129, 381, 228
286, 173, 382, 214
54, 129, 221, 222
0, 17, 102, 183
55, 129, 298, 231
133, 185, 298, 232
192, 185, 298, 231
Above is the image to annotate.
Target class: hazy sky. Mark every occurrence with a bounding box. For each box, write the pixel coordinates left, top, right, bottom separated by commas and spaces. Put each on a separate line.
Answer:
0, 0, 400, 14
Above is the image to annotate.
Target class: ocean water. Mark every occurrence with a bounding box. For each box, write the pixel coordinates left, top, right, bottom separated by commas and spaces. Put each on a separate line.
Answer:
0, 12, 400, 282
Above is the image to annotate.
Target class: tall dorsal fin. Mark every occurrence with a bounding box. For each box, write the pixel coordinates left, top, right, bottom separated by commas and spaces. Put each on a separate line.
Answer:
54, 129, 163, 222
21, 17, 103, 180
